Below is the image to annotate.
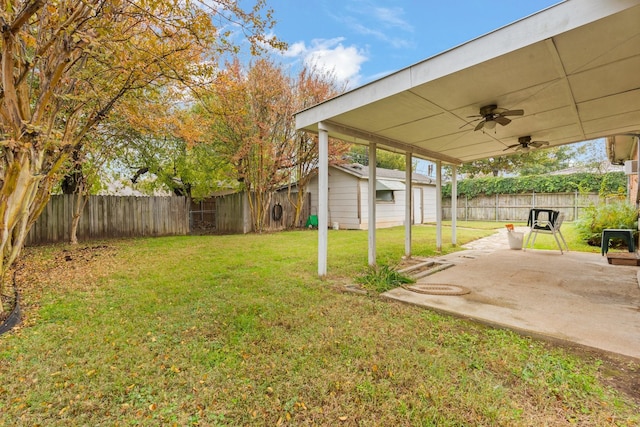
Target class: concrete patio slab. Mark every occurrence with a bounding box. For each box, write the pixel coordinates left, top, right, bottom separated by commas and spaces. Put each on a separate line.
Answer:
383, 229, 640, 360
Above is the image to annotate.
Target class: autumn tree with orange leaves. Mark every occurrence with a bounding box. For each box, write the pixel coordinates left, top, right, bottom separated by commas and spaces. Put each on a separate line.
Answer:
0, 0, 280, 307
207, 59, 294, 232
206, 59, 348, 232
289, 65, 349, 227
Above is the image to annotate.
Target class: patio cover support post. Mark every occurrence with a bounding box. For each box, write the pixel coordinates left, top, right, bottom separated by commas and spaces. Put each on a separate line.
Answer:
436, 160, 442, 252
405, 153, 412, 258
451, 164, 457, 246
368, 143, 377, 266
318, 122, 329, 277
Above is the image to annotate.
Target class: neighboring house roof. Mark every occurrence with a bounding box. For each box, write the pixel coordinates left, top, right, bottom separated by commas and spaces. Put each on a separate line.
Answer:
333, 163, 434, 185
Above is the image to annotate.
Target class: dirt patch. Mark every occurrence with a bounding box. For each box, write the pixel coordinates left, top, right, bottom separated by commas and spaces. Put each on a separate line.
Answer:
570, 346, 640, 407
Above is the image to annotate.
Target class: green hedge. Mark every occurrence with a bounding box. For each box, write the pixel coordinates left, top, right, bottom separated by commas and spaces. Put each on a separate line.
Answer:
442, 172, 626, 198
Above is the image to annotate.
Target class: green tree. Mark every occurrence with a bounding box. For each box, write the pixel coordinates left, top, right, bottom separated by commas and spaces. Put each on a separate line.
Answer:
105, 93, 235, 199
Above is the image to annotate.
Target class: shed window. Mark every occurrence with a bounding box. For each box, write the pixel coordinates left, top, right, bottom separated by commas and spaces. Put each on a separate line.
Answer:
375, 179, 403, 203
376, 190, 395, 202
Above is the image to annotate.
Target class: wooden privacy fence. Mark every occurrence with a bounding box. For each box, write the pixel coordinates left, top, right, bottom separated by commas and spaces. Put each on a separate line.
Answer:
441, 192, 601, 222
26, 195, 190, 246
191, 191, 311, 234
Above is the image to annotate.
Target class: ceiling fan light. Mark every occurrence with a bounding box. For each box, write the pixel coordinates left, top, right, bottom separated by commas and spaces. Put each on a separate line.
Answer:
484, 119, 497, 130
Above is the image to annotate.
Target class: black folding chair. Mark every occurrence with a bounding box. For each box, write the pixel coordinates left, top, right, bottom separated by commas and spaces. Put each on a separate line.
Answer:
524, 209, 568, 254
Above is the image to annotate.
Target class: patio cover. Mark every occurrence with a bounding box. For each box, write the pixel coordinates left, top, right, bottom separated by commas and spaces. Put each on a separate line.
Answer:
294, 0, 640, 276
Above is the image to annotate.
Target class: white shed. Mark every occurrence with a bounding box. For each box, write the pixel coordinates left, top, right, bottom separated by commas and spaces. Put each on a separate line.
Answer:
305, 164, 436, 230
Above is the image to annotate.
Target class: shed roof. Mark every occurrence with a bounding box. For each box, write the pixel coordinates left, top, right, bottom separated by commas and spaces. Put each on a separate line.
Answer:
295, 0, 640, 165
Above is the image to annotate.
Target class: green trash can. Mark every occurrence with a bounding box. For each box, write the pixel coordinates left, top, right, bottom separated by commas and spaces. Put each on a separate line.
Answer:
305, 215, 318, 228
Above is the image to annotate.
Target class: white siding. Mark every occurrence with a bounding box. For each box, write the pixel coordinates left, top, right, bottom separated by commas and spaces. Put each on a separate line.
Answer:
328, 169, 361, 229
308, 167, 437, 229
307, 179, 319, 217
307, 169, 361, 229
360, 179, 412, 229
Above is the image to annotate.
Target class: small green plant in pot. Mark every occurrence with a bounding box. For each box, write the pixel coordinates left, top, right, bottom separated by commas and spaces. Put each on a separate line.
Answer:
355, 264, 415, 293
574, 199, 638, 247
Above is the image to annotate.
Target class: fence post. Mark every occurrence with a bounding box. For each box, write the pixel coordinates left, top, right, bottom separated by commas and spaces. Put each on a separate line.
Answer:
465, 195, 468, 221
532, 191, 536, 209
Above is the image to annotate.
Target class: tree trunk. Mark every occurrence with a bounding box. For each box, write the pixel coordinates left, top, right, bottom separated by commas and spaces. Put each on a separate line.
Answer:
289, 179, 310, 228
0, 153, 53, 302
70, 190, 89, 245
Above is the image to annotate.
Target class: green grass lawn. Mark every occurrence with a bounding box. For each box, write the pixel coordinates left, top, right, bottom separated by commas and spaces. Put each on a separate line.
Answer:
0, 224, 638, 426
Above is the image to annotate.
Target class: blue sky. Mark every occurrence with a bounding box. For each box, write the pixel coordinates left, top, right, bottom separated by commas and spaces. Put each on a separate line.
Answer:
269, 1, 562, 88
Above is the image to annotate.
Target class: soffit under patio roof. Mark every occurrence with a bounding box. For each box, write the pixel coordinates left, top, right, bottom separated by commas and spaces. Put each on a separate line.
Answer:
295, 0, 640, 165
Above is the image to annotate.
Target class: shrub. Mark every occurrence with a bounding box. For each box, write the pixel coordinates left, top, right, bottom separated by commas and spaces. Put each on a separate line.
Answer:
574, 200, 638, 246
355, 264, 415, 293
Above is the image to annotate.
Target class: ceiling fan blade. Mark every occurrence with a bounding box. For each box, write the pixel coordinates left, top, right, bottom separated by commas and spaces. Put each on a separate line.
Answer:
459, 118, 481, 129
502, 109, 524, 116
494, 116, 511, 126
530, 141, 549, 148
474, 120, 485, 131
503, 144, 518, 151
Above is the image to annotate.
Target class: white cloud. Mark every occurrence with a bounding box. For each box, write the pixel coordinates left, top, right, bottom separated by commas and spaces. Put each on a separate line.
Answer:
336, 2, 414, 49
283, 38, 368, 88
284, 41, 307, 58
372, 6, 413, 31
